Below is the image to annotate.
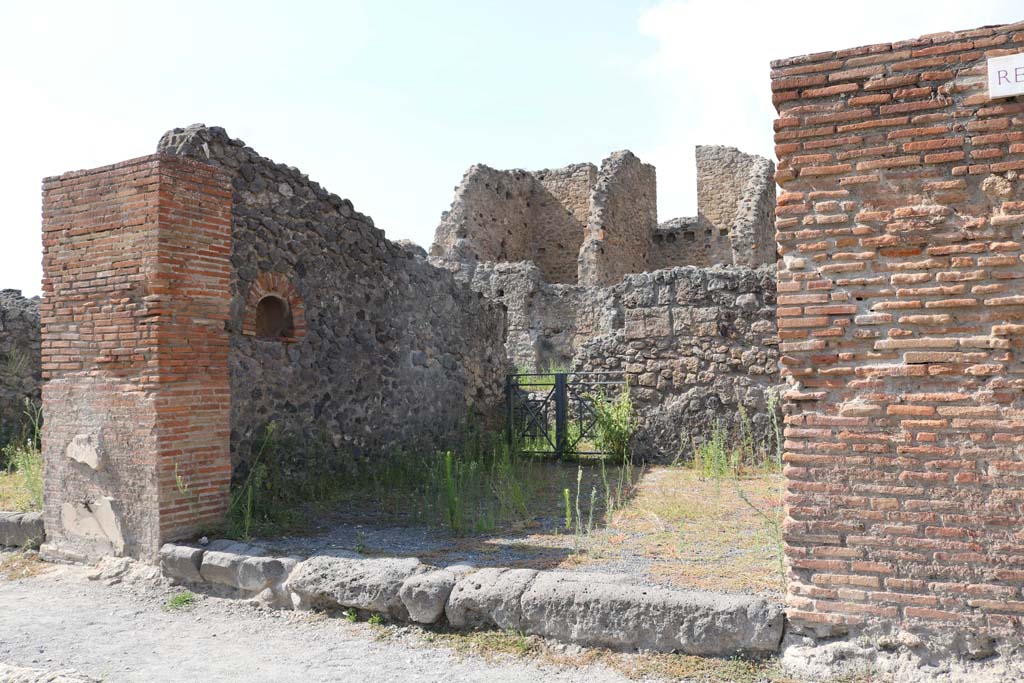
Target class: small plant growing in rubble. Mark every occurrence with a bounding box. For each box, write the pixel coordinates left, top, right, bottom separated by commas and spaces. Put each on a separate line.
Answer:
344, 607, 358, 622
164, 591, 197, 611
354, 531, 367, 555
693, 422, 735, 486
368, 613, 384, 626
562, 487, 572, 530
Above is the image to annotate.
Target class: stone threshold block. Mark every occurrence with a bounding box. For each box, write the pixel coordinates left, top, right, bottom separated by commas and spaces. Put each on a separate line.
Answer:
0, 511, 45, 549
161, 544, 786, 657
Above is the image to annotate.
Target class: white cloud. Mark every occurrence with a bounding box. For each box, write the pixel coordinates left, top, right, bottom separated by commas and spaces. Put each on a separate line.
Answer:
638, 0, 1021, 222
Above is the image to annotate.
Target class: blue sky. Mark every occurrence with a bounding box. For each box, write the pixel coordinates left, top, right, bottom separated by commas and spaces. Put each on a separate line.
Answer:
1, 1, 1020, 296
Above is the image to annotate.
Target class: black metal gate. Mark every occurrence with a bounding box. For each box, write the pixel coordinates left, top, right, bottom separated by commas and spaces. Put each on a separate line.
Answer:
505, 371, 626, 458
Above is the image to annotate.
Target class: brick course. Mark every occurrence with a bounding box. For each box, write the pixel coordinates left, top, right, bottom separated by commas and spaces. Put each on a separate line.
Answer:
773, 21, 1024, 645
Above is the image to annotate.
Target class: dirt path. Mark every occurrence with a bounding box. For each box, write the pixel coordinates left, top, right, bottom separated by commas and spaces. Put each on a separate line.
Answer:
0, 562, 635, 683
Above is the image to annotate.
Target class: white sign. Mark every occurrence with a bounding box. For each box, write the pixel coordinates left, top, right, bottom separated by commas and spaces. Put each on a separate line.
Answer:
988, 53, 1024, 100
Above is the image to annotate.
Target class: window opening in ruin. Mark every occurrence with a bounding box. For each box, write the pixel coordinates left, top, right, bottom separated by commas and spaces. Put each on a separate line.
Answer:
254, 295, 295, 340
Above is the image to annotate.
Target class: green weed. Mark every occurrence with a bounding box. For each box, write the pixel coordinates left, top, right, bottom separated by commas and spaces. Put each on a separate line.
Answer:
684, 391, 787, 585
591, 384, 636, 462
224, 419, 551, 539
0, 399, 43, 512
164, 591, 197, 611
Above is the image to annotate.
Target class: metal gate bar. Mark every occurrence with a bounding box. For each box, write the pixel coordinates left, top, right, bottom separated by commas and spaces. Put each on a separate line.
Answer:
506, 371, 626, 459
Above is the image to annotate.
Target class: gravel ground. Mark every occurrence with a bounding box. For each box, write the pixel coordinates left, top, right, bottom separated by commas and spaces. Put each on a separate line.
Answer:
255, 515, 654, 578
0, 557, 642, 683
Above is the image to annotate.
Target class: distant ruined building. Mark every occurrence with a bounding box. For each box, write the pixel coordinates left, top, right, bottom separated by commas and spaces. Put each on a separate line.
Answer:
431, 145, 776, 288
430, 146, 781, 458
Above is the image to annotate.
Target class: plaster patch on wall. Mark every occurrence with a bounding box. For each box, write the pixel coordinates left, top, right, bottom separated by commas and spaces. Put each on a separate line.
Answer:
60, 497, 125, 557
65, 433, 102, 470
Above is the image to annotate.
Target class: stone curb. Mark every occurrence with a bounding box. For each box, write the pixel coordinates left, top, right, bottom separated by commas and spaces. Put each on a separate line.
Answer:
0, 511, 45, 549
160, 543, 785, 657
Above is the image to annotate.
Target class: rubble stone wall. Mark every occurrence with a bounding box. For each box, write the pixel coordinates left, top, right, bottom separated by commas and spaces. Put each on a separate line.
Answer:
159, 125, 508, 474
432, 146, 776, 291
0, 291, 40, 448
650, 216, 716, 269
578, 151, 658, 286
431, 165, 585, 285
772, 21, 1024, 653
459, 261, 618, 372
450, 260, 780, 459
533, 163, 596, 283
575, 266, 779, 459
695, 146, 778, 268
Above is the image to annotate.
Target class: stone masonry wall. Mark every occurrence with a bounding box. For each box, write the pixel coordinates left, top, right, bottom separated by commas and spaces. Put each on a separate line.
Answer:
431, 165, 536, 267
433, 147, 775, 291
575, 266, 779, 460
457, 260, 619, 372
772, 21, 1024, 653
40, 154, 233, 562
533, 163, 596, 283
431, 165, 585, 285
534, 163, 596, 227
578, 151, 658, 286
650, 216, 718, 269
694, 145, 778, 268
159, 125, 508, 474
0, 291, 40, 448
444, 259, 780, 460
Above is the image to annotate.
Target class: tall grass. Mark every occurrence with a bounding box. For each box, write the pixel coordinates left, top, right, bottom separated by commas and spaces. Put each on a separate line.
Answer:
684, 389, 786, 583
591, 384, 636, 463
555, 386, 640, 552
0, 399, 43, 513
225, 421, 548, 539
689, 390, 783, 480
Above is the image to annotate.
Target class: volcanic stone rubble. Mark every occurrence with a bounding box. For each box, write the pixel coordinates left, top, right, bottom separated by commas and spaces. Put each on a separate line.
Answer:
0, 290, 40, 445
157, 124, 509, 473
160, 542, 785, 657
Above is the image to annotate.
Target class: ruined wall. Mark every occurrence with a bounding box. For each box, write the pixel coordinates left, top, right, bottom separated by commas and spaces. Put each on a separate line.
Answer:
0, 291, 40, 448
575, 266, 779, 459
650, 217, 715, 269
433, 146, 776, 288
773, 22, 1024, 653
459, 261, 618, 372
534, 163, 596, 227
430, 165, 536, 267
532, 163, 596, 283
430, 165, 585, 285
452, 259, 779, 459
159, 125, 508, 473
578, 151, 658, 286
728, 151, 778, 268
694, 146, 777, 268
40, 154, 233, 562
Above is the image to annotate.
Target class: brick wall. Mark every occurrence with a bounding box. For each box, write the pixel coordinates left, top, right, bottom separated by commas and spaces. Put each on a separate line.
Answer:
773, 22, 1024, 646
40, 154, 231, 562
